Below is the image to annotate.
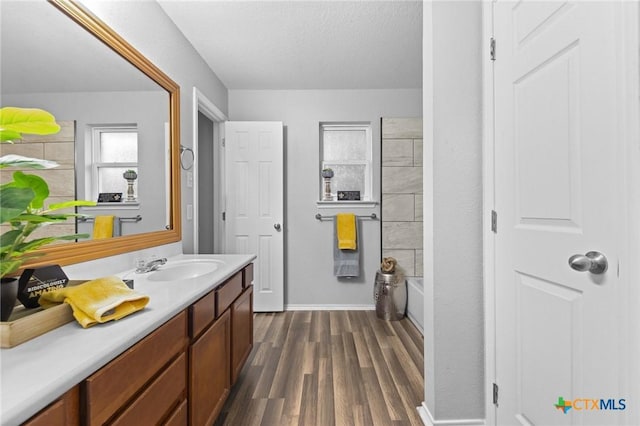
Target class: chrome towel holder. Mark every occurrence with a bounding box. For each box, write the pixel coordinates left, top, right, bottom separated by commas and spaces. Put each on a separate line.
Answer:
180, 145, 194, 170
315, 213, 377, 221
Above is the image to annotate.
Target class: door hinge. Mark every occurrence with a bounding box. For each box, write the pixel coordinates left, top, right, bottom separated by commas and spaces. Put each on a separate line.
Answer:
491, 210, 498, 233
222, 137, 226, 147
222, 211, 226, 221
490, 37, 496, 61
493, 383, 499, 406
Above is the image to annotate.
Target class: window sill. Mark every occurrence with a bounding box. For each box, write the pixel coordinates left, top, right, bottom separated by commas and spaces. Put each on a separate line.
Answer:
83, 202, 140, 210
316, 200, 378, 209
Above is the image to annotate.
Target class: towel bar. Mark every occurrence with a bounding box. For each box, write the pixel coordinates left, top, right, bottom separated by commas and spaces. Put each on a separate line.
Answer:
78, 215, 142, 223
315, 213, 377, 221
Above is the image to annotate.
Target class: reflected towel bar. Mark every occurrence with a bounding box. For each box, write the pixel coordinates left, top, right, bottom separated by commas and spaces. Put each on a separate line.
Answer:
315, 213, 377, 221
78, 215, 142, 223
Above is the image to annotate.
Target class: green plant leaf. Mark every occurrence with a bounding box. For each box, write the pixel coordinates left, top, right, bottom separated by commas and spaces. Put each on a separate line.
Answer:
0, 229, 21, 252
0, 130, 21, 143
48, 200, 97, 211
9, 214, 67, 224
0, 259, 23, 277
0, 107, 61, 142
16, 233, 89, 253
0, 154, 59, 170
0, 186, 34, 223
11, 171, 49, 210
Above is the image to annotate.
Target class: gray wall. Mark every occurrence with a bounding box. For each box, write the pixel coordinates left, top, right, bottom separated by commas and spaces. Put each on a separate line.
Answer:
81, 0, 229, 253
423, 0, 484, 421
230, 89, 421, 307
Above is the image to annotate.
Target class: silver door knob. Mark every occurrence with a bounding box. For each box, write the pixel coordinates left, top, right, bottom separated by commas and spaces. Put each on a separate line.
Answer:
274, 223, 281, 231
568, 251, 608, 275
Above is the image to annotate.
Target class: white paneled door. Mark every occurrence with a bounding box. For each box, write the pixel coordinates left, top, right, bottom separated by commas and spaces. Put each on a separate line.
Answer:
494, 2, 630, 425
225, 121, 283, 312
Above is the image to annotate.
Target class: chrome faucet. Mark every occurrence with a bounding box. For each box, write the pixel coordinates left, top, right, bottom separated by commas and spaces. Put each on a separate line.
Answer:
135, 257, 167, 273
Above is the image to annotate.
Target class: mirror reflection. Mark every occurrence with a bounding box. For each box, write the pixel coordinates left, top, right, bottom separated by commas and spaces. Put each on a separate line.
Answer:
0, 1, 171, 242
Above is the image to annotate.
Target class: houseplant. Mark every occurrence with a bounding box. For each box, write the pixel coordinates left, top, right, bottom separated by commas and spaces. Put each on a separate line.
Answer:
1, 107, 95, 320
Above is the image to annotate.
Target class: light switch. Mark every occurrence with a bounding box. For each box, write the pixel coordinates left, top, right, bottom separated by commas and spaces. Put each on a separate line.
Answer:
186, 171, 193, 188
187, 204, 193, 220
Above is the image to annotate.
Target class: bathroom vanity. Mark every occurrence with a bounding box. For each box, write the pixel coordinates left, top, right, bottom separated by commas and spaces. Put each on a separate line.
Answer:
0, 254, 255, 426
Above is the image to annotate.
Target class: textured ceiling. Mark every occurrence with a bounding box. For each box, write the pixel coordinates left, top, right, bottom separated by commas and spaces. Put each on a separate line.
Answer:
158, 1, 423, 90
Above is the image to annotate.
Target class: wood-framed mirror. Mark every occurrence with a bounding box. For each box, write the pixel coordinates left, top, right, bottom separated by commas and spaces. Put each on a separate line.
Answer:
1, 0, 181, 268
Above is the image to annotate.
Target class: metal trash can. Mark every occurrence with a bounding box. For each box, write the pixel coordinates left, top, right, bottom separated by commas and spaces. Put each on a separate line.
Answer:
373, 271, 407, 321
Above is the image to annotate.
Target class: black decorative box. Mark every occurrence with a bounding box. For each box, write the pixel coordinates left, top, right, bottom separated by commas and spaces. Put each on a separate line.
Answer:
338, 190, 361, 201
98, 192, 122, 202
18, 265, 69, 308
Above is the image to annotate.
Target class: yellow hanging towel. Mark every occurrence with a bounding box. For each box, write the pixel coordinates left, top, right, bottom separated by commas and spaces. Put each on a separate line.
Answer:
93, 215, 114, 239
39, 276, 149, 328
336, 213, 357, 250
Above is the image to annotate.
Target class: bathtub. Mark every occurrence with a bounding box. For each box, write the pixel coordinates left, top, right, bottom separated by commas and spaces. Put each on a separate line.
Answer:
406, 277, 424, 334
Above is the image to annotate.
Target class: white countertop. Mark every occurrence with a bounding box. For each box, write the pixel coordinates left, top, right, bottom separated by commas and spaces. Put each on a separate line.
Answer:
0, 253, 256, 426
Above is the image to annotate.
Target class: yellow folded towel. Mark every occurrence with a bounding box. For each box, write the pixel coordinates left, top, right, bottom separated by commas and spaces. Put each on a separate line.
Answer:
39, 276, 149, 328
93, 215, 114, 239
336, 213, 357, 250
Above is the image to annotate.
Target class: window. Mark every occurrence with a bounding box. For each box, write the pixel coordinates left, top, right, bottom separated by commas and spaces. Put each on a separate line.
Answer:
91, 126, 138, 201
320, 122, 372, 202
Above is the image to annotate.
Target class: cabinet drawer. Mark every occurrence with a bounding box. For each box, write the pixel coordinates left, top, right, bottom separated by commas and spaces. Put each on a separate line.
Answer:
189, 290, 215, 339
24, 386, 79, 426
243, 263, 254, 288
215, 272, 242, 317
84, 311, 187, 425
164, 399, 188, 426
25, 399, 65, 426
111, 353, 186, 426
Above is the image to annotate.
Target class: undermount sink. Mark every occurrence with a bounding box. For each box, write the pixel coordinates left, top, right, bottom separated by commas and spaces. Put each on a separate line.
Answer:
146, 259, 223, 282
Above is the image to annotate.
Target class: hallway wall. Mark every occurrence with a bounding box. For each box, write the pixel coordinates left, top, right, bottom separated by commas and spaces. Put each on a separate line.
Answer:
230, 89, 421, 307
422, 0, 484, 422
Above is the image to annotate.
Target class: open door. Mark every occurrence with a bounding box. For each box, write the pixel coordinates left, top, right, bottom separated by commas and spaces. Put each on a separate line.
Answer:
224, 121, 284, 312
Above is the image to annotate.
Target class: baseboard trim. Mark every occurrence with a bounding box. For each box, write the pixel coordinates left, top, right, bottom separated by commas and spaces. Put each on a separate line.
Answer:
285, 304, 375, 311
418, 402, 486, 426
407, 313, 424, 335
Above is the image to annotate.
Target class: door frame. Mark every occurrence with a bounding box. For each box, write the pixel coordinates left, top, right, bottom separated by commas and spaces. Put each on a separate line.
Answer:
481, 1, 640, 425
481, 1, 496, 425
192, 87, 227, 254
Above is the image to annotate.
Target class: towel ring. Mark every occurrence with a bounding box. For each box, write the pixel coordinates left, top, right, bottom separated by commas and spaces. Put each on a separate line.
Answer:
180, 145, 194, 170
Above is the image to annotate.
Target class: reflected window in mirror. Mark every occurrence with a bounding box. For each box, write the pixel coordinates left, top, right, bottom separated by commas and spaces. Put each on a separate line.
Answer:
91, 125, 138, 203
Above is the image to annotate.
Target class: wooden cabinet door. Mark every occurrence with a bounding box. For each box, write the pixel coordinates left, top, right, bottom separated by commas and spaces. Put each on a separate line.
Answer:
231, 286, 253, 384
189, 308, 231, 426
84, 312, 187, 425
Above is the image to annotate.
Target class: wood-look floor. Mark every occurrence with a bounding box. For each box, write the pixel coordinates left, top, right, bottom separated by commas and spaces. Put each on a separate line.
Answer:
215, 310, 424, 426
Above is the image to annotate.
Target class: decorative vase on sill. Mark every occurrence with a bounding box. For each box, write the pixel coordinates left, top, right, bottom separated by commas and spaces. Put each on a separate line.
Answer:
123, 169, 138, 202
321, 168, 334, 201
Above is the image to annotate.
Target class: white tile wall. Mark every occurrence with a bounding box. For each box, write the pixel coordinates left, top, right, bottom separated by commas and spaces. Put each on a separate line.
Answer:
381, 117, 423, 279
